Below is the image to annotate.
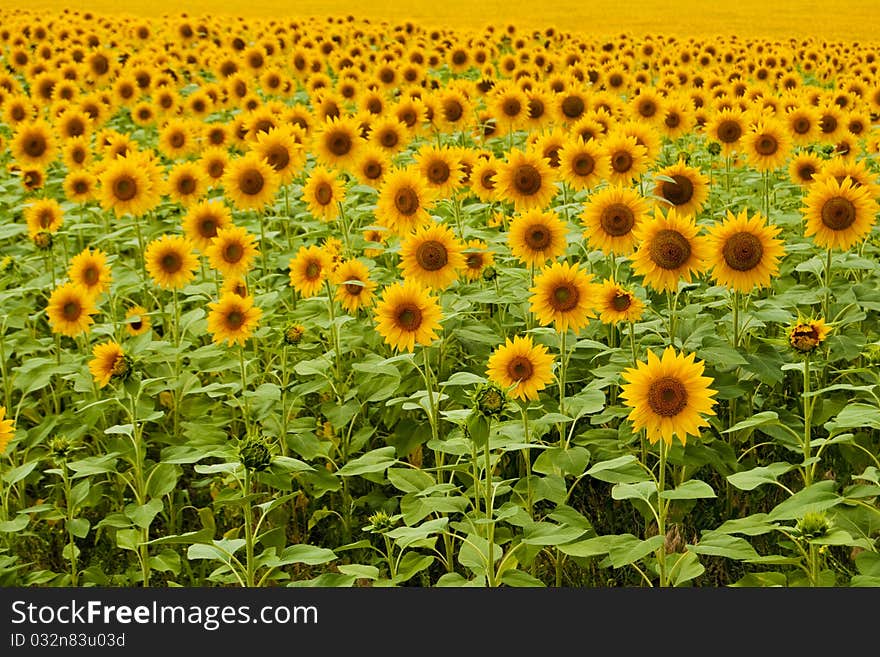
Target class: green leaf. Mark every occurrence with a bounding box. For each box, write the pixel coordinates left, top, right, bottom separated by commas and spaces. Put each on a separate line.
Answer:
532, 446, 590, 477
557, 535, 614, 558
187, 538, 246, 562
668, 550, 704, 587
586, 455, 647, 484
124, 499, 164, 529
337, 446, 398, 476
387, 467, 435, 493
612, 481, 657, 502
274, 544, 337, 566
146, 463, 179, 499
2, 461, 38, 485
690, 532, 761, 560
68, 517, 90, 539
660, 479, 716, 500
731, 572, 787, 587
722, 411, 780, 434
337, 564, 379, 580
521, 523, 589, 546
727, 462, 796, 491
608, 534, 664, 568
500, 569, 546, 587
0, 515, 29, 533
825, 403, 880, 431
767, 481, 842, 521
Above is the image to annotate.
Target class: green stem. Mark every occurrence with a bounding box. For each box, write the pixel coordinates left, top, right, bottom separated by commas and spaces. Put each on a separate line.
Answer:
61, 461, 78, 587
803, 356, 813, 487
243, 467, 255, 587
656, 439, 669, 587
239, 346, 250, 430
484, 417, 496, 588
822, 248, 833, 324
325, 280, 342, 384
557, 330, 568, 448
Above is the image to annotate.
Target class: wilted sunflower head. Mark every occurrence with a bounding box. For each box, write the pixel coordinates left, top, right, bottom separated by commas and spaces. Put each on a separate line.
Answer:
787, 318, 831, 355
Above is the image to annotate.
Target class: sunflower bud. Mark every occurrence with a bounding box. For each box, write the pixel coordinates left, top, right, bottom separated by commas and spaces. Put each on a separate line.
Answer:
481, 265, 497, 282
365, 510, 396, 533
283, 323, 306, 345
796, 511, 830, 540
706, 141, 722, 156
472, 382, 508, 418
49, 436, 73, 463
110, 353, 133, 383
861, 342, 880, 365
0, 256, 13, 272
32, 231, 53, 250
239, 436, 272, 472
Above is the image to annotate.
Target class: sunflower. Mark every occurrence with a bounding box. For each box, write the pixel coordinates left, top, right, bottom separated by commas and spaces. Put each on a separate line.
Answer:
743, 119, 792, 172
24, 198, 64, 237
469, 156, 500, 203
788, 152, 823, 187
221, 276, 250, 299
529, 261, 599, 334
68, 248, 112, 299
63, 170, 97, 204
486, 334, 555, 401
98, 156, 159, 218
198, 147, 230, 185
375, 166, 436, 235
462, 239, 495, 281
313, 115, 363, 170
494, 148, 558, 212
125, 305, 151, 336
620, 346, 718, 446
788, 317, 832, 354
580, 184, 650, 256
652, 159, 710, 217
144, 235, 199, 290
0, 406, 14, 454
252, 125, 305, 184
11, 119, 57, 168
353, 145, 391, 188
47, 282, 97, 337
602, 132, 650, 185
181, 199, 233, 251
165, 161, 208, 207
817, 104, 847, 144
815, 156, 880, 196
705, 108, 746, 156
631, 208, 709, 293
331, 258, 378, 313
205, 225, 260, 278
556, 86, 590, 123
207, 293, 263, 346
373, 280, 443, 352
802, 176, 879, 251
88, 340, 131, 388
289, 244, 333, 298
557, 137, 610, 192
508, 209, 569, 267
785, 106, 821, 145
301, 166, 345, 222
398, 222, 466, 290
158, 118, 198, 159
62, 135, 92, 170
222, 152, 281, 212
489, 84, 529, 133
597, 278, 645, 324
705, 209, 785, 292
415, 145, 464, 198
369, 116, 409, 154
362, 229, 389, 258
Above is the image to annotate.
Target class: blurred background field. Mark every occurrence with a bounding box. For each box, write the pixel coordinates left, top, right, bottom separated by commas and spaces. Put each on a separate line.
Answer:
22, 0, 880, 40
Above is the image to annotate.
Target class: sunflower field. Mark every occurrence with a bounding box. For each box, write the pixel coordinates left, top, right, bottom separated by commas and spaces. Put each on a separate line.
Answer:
0, 6, 879, 590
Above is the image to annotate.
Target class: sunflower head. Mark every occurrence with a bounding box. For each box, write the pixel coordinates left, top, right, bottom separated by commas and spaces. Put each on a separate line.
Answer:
620, 346, 718, 446
284, 323, 307, 346
787, 318, 831, 355
529, 260, 600, 334
486, 334, 556, 402
88, 340, 132, 388
631, 208, 709, 293
471, 382, 510, 419
207, 293, 263, 347
597, 279, 645, 324
373, 280, 443, 353
705, 208, 785, 293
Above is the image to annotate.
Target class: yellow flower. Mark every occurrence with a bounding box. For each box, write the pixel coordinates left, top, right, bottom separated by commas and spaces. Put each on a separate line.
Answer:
620, 346, 718, 446
508, 209, 569, 268
204, 225, 260, 278
802, 176, 878, 251
88, 340, 130, 388
24, 198, 64, 237
68, 248, 112, 299
597, 279, 645, 324
580, 185, 649, 256
331, 259, 377, 313
486, 335, 555, 401
529, 261, 600, 334
207, 293, 263, 346
125, 305, 151, 336
373, 280, 443, 352
47, 283, 97, 337
705, 209, 785, 292
788, 318, 831, 355
631, 208, 709, 293
0, 406, 15, 454
398, 222, 465, 290
144, 235, 199, 290
289, 245, 332, 298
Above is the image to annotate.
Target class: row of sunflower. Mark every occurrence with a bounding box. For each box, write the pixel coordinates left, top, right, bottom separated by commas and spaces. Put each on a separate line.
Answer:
0, 8, 878, 587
